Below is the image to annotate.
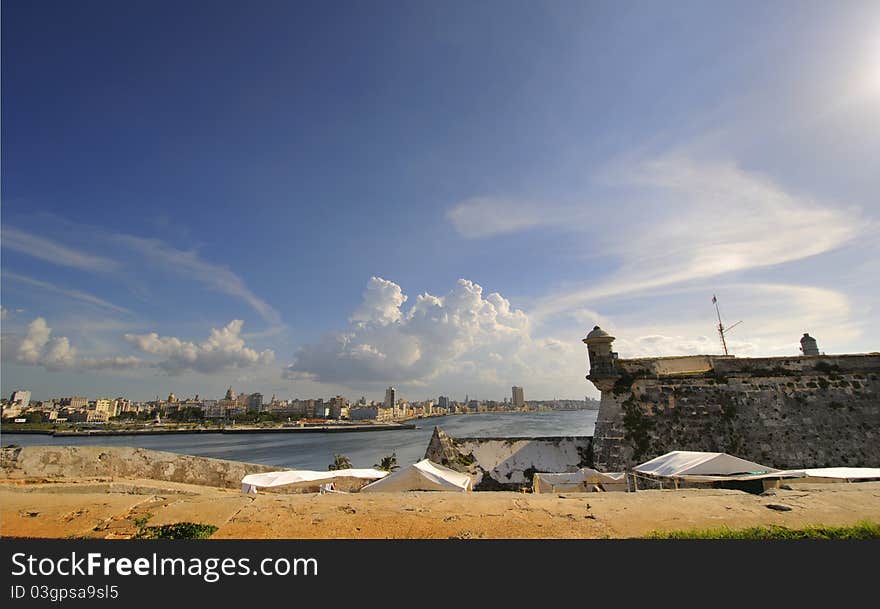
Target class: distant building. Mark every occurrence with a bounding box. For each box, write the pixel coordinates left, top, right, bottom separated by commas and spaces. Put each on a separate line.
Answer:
94, 398, 115, 418
438, 396, 449, 410
350, 404, 378, 421
60, 396, 88, 410
384, 387, 396, 409
205, 401, 226, 418
247, 393, 263, 413
10, 390, 31, 408
512, 386, 525, 408
329, 395, 347, 420
113, 397, 133, 413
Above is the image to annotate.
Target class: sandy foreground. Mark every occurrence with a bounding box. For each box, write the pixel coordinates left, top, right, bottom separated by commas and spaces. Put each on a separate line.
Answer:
1, 477, 879, 539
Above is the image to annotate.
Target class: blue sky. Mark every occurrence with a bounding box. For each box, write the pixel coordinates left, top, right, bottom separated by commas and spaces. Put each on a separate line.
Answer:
3, 1, 879, 402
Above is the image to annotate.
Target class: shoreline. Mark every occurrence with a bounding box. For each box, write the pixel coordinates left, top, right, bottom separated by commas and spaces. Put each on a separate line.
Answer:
1, 422, 417, 437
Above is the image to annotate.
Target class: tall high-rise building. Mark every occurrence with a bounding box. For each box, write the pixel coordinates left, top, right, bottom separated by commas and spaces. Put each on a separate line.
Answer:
438, 395, 449, 410
10, 390, 31, 408
384, 386, 396, 409
512, 386, 525, 408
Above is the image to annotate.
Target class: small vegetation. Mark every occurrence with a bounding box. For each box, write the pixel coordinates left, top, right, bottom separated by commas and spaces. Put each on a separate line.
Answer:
374, 452, 399, 472
455, 452, 476, 467
131, 513, 153, 529
622, 398, 654, 461
645, 520, 880, 540
328, 453, 352, 470
135, 522, 218, 540
612, 370, 636, 395
814, 361, 842, 375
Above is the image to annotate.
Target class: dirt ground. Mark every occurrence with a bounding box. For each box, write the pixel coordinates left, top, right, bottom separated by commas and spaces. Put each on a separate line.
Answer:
2, 477, 878, 539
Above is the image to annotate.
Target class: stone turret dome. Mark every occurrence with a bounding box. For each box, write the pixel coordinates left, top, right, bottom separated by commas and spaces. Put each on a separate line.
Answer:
584, 326, 615, 343
586, 326, 609, 339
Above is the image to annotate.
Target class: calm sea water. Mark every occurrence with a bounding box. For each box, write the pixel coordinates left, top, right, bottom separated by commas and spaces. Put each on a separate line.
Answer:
1, 410, 597, 471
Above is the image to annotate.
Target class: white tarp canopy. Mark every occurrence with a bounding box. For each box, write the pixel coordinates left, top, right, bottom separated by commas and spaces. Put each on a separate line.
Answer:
241, 468, 388, 496
778, 467, 880, 481
633, 451, 787, 482
360, 459, 471, 492
533, 468, 627, 493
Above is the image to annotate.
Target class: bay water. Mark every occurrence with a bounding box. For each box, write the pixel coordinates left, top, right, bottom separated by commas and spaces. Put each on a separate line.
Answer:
1, 410, 597, 471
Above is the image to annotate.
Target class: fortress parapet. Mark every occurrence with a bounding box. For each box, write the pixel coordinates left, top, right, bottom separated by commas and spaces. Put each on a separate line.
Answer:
583, 326, 880, 472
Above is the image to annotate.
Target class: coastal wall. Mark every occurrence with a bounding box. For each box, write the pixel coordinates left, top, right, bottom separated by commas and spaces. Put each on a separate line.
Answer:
424, 427, 593, 490
0, 446, 281, 490
591, 354, 880, 472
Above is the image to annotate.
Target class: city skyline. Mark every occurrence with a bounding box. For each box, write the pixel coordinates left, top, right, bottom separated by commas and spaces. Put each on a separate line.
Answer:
3, 2, 879, 402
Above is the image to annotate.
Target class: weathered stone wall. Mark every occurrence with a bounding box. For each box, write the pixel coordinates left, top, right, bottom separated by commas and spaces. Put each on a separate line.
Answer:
592, 354, 880, 471
0, 446, 281, 489
424, 427, 593, 490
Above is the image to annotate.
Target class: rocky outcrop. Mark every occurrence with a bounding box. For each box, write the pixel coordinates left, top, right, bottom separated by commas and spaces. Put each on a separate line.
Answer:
424, 427, 593, 491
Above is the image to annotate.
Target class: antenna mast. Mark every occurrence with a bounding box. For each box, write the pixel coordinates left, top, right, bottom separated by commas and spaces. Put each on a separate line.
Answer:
712, 294, 741, 356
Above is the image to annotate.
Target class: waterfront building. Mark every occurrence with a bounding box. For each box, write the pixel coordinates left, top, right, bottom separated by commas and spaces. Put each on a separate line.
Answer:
94, 398, 115, 418
350, 404, 378, 420
247, 393, 263, 412
384, 386, 396, 409
205, 400, 228, 418
512, 386, 525, 408
113, 397, 134, 413
60, 396, 89, 410
10, 390, 31, 408
329, 395, 347, 420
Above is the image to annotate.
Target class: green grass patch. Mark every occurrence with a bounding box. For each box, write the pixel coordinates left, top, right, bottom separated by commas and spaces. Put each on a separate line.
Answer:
644, 520, 880, 539
134, 522, 218, 540
131, 513, 153, 529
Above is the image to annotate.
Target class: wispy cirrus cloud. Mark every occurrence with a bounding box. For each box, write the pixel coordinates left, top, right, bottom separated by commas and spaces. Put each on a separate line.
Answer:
2, 271, 133, 315
445, 197, 568, 239
1, 226, 120, 272
448, 154, 864, 323
111, 234, 282, 326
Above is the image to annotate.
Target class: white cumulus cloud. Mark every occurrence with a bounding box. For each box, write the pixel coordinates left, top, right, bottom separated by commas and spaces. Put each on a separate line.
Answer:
125, 319, 275, 375
6, 317, 143, 372
284, 277, 580, 397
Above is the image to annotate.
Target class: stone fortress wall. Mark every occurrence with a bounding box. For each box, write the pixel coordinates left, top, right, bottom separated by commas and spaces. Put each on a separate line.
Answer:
584, 326, 880, 472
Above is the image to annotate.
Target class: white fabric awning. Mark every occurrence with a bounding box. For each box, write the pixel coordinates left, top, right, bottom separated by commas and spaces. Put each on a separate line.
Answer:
779, 467, 880, 480
634, 451, 780, 478
360, 459, 471, 492
241, 468, 388, 495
